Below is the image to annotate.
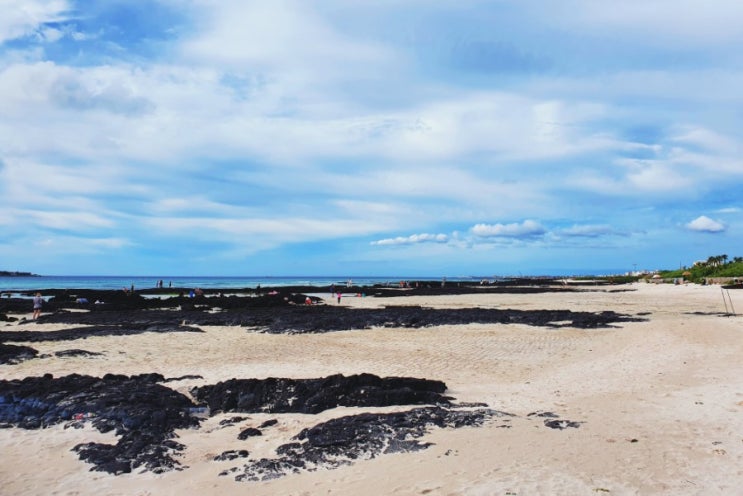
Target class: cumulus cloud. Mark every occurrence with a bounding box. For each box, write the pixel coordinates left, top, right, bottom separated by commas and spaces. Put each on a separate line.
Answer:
686, 215, 726, 233
471, 220, 545, 238
371, 233, 449, 246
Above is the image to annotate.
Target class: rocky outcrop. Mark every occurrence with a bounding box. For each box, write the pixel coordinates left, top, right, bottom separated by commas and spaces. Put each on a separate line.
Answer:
0, 373, 469, 476
37, 306, 642, 333
0, 373, 199, 474
191, 374, 449, 415
0, 324, 204, 343
223, 406, 510, 482
0, 343, 38, 364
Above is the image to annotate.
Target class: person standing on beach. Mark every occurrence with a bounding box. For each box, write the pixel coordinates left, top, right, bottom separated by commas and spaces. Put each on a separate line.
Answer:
32, 292, 43, 320
336, 291, 342, 304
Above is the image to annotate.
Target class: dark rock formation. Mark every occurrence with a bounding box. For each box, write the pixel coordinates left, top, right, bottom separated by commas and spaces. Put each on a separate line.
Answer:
238, 427, 262, 440
0, 343, 38, 364
0, 324, 204, 343
544, 419, 582, 429
0, 373, 199, 474
227, 406, 510, 482
214, 450, 249, 461
54, 349, 104, 358
0, 373, 466, 477
37, 306, 642, 334
219, 416, 249, 427
191, 374, 450, 415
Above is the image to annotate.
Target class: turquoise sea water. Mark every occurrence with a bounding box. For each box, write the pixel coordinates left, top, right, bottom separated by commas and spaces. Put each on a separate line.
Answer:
0, 275, 484, 292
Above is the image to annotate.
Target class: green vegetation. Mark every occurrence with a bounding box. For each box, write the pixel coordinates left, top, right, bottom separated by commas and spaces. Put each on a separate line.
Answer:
660, 254, 743, 283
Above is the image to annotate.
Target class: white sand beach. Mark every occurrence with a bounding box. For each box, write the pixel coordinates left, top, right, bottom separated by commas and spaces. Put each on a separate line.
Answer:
1, 283, 742, 495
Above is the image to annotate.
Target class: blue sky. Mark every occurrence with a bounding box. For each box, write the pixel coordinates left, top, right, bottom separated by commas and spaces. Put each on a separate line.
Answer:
1, 0, 742, 276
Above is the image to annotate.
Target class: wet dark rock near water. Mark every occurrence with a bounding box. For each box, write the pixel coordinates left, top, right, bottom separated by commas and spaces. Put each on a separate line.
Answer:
2, 283, 643, 337
1, 280, 633, 317
229, 406, 510, 482
36, 306, 643, 334
191, 374, 450, 415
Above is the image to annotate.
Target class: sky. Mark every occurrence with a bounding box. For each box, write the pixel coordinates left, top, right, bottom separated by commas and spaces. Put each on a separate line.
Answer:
1, 0, 742, 277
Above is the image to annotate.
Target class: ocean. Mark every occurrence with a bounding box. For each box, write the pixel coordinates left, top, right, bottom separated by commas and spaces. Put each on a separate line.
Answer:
0, 275, 485, 292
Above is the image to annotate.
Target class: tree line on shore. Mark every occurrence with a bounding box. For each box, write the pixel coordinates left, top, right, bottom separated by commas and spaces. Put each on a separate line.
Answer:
660, 254, 743, 282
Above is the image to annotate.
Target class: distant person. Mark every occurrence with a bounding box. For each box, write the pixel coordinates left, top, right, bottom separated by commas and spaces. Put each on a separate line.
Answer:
32, 292, 43, 319
336, 291, 342, 304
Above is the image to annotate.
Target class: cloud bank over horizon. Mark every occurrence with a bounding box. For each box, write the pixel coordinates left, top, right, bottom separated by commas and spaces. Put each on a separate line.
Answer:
1, 0, 741, 276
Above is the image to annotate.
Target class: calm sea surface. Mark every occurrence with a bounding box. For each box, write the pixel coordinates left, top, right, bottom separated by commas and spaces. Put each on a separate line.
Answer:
0, 275, 485, 292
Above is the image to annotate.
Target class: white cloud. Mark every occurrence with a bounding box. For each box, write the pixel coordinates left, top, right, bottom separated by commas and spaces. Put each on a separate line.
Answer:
1, 0, 742, 275
181, 0, 394, 82
0, 0, 70, 44
371, 233, 448, 246
471, 220, 545, 238
543, 0, 743, 46
686, 215, 726, 233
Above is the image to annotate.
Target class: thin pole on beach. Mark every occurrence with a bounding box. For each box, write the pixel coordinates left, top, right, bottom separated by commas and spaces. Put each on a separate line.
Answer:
721, 288, 736, 316
726, 289, 736, 316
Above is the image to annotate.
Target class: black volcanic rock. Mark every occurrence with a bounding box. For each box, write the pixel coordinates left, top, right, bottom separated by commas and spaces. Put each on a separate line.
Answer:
230, 406, 510, 482
0, 373, 199, 473
191, 373, 450, 415
238, 427, 262, 440
54, 349, 104, 358
0, 324, 204, 343
0, 343, 38, 364
37, 306, 643, 334
0, 373, 456, 476
214, 449, 249, 461
544, 419, 582, 429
